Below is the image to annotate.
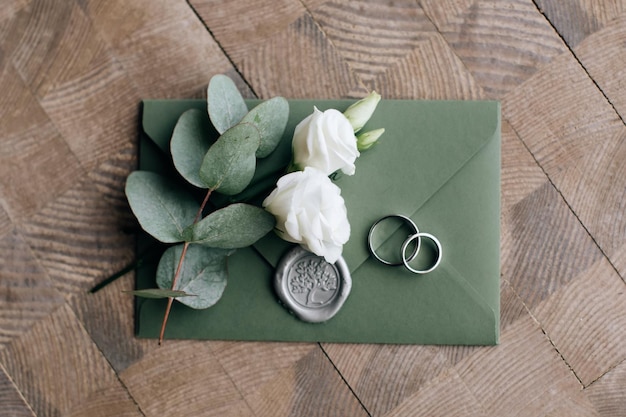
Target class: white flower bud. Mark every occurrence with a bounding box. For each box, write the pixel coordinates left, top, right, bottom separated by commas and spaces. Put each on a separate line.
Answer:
356, 128, 385, 151
343, 91, 381, 133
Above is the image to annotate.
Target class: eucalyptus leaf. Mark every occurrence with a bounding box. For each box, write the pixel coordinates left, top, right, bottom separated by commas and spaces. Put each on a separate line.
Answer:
207, 74, 248, 134
241, 97, 289, 158
156, 244, 233, 309
127, 288, 195, 299
125, 171, 199, 243
171, 109, 215, 188
189, 203, 275, 249
199, 123, 260, 195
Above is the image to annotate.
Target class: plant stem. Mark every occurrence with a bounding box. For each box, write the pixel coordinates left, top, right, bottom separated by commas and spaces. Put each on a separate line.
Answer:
158, 188, 212, 345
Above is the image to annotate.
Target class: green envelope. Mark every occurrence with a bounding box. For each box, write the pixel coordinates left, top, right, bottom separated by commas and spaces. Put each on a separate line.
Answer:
135, 99, 501, 345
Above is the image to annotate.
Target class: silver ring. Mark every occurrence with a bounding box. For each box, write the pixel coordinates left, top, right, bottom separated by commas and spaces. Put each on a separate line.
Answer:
368, 214, 420, 266
401, 232, 442, 274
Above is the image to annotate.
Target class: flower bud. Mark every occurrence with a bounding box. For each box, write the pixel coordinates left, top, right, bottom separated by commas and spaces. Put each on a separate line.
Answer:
343, 91, 381, 133
356, 128, 385, 151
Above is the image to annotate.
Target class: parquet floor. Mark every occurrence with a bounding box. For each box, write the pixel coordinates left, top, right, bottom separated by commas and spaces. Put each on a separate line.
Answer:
0, 0, 625, 416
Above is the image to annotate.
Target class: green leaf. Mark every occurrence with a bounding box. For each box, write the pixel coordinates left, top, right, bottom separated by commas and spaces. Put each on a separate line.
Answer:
156, 244, 233, 309
125, 171, 200, 243
127, 288, 195, 299
199, 123, 260, 195
189, 203, 275, 249
207, 74, 248, 134
171, 109, 215, 188
241, 97, 289, 158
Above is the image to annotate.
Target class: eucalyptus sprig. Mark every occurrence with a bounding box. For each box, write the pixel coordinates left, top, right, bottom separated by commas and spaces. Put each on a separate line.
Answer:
126, 75, 289, 344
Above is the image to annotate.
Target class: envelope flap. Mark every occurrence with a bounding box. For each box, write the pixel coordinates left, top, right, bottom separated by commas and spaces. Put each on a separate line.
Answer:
335, 100, 499, 272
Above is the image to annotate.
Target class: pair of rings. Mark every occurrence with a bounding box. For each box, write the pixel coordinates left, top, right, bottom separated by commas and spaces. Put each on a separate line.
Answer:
367, 214, 442, 274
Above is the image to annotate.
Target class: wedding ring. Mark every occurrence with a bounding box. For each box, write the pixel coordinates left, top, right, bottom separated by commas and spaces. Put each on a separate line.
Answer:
368, 214, 420, 266
401, 232, 442, 274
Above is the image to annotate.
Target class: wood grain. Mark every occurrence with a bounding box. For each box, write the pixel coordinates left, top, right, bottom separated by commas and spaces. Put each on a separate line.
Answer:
502, 181, 603, 308
189, 0, 306, 66
18, 151, 136, 296
382, 368, 489, 417
69, 271, 153, 374
322, 343, 449, 416
2, 0, 140, 170
455, 315, 598, 416
120, 341, 254, 417
245, 347, 370, 417
0, 205, 12, 241
533, 257, 626, 386
308, 0, 437, 87
80, 0, 234, 99
371, 32, 484, 100
0, 0, 624, 415
535, 0, 626, 47
500, 120, 549, 211
421, 0, 568, 97
65, 384, 143, 417
575, 14, 626, 120
0, 304, 122, 416
503, 52, 626, 273
0, 363, 36, 417
0, 229, 65, 348
208, 341, 316, 398
586, 359, 626, 417
0, 57, 85, 222
238, 13, 367, 99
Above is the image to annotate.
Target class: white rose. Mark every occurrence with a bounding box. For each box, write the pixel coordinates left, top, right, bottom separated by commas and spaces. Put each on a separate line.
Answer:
263, 167, 350, 263
292, 107, 360, 176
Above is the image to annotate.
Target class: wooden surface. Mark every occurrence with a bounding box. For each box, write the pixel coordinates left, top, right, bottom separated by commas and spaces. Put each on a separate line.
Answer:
0, 0, 625, 415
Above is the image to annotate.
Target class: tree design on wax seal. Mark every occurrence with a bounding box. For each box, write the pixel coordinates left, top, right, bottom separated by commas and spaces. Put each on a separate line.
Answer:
274, 246, 352, 323
289, 257, 339, 307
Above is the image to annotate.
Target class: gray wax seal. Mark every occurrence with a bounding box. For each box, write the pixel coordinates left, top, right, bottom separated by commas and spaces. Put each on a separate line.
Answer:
274, 246, 352, 323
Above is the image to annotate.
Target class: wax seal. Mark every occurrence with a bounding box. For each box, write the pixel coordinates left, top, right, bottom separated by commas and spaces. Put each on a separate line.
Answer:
274, 246, 352, 323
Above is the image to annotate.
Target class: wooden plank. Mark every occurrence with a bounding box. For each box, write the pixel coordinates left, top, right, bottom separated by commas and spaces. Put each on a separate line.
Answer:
370, 33, 483, 100
0, 363, 36, 417
0, 304, 122, 416
0, 229, 65, 348
2, 0, 140, 171
0, 205, 12, 241
0, 54, 85, 222
65, 383, 143, 417
421, 0, 568, 97
501, 120, 550, 211
192, 0, 366, 98
307, 0, 437, 87
69, 271, 155, 374
586, 359, 626, 417
189, 0, 306, 65
0, 0, 30, 24
533, 257, 626, 386
382, 368, 488, 417
238, 13, 366, 99
208, 341, 316, 398
503, 53, 626, 276
244, 348, 369, 417
535, 0, 626, 47
18, 153, 136, 296
80, 0, 235, 99
120, 341, 255, 417
322, 343, 449, 416
575, 13, 626, 121
502, 181, 603, 308
455, 315, 600, 416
